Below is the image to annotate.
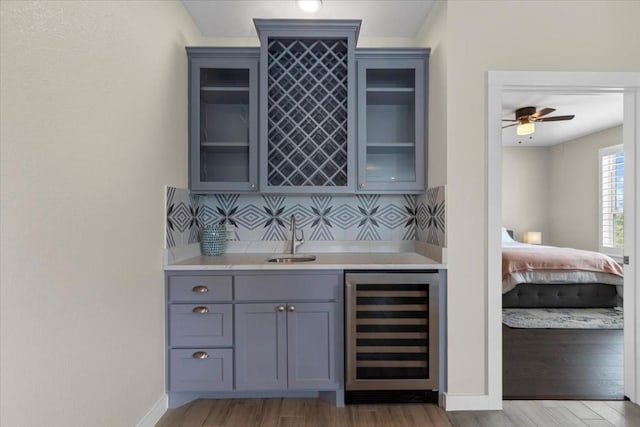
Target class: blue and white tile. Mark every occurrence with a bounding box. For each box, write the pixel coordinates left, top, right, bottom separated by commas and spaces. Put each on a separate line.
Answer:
416, 185, 446, 246
165, 186, 202, 249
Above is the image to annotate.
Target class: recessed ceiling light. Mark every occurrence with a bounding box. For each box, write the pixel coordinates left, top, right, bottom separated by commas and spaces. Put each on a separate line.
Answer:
297, 0, 322, 13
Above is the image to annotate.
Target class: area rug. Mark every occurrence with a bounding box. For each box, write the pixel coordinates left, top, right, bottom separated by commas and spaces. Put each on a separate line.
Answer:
502, 307, 623, 329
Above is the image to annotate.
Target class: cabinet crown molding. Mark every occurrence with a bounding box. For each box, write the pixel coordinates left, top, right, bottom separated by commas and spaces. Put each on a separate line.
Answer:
253, 18, 362, 43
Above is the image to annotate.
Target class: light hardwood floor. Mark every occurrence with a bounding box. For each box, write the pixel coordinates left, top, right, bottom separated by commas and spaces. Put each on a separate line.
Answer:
448, 400, 640, 427
155, 398, 640, 427
155, 398, 452, 427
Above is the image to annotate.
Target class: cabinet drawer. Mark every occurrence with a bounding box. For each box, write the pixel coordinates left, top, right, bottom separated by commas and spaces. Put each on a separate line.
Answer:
168, 275, 232, 302
235, 274, 339, 301
169, 304, 233, 347
169, 348, 233, 392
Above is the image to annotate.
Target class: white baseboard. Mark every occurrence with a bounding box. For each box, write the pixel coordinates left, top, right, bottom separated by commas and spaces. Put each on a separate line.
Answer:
442, 393, 502, 411
137, 394, 168, 427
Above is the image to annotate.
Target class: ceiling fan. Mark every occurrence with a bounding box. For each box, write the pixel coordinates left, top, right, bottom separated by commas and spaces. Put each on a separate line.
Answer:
502, 106, 575, 136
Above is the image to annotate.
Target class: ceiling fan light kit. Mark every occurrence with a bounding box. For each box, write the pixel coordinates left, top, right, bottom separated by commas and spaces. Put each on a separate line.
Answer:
503, 105, 575, 136
516, 121, 535, 136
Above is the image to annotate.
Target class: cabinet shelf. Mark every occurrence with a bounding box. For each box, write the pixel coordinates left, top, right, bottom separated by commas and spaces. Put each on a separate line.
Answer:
201, 142, 250, 148
366, 91, 414, 105
367, 142, 415, 148
201, 85, 250, 92
201, 90, 249, 105
366, 87, 415, 93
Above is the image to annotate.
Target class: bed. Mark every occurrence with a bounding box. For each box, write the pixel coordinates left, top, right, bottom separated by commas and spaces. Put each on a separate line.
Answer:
501, 228, 624, 308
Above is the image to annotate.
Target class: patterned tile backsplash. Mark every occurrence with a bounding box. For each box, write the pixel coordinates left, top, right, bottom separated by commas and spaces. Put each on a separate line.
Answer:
165, 186, 446, 249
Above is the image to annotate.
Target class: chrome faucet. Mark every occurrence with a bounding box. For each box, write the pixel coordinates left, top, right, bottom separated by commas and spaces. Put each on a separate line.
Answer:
289, 214, 304, 255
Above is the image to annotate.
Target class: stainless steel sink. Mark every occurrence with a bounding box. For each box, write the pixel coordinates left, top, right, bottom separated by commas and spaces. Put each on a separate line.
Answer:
266, 255, 317, 263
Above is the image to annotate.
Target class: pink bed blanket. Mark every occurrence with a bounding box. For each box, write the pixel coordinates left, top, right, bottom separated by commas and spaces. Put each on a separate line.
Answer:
502, 246, 624, 280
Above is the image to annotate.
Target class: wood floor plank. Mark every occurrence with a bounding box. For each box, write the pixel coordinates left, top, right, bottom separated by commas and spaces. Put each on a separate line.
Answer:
544, 407, 590, 427
446, 411, 482, 427
559, 401, 604, 421
156, 400, 193, 427
424, 404, 454, 427
508, 400, 564, 427
181, 399, 215, 427
583, 420, 616, 427
500, 402, 538, 427
603, 400, 640, 422
258, 399, 284, 427
580, 401, 629, 426
331, 406, 352, 427
303, 399, 333, 427
202, 399, 234, 427
223, 399, 264, 427
402, 403, 446, 427
374, 405, 411, 427
280, 398, 307, 418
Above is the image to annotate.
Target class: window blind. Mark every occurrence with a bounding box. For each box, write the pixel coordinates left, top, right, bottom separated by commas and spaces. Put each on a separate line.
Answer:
599, 144, 624, 255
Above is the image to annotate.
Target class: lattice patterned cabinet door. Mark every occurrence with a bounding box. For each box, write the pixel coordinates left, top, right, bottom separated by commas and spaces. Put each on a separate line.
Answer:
255, 20, 361, 193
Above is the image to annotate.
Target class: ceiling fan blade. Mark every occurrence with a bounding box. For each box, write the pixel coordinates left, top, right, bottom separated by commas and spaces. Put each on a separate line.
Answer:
502, 122, 519, 129
531, 107, 555, 119
502, 119, 518, 122
536, 115, 575, 122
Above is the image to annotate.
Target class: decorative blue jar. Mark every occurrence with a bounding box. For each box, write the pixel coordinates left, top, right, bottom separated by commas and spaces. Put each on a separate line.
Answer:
201, 224, 227, 256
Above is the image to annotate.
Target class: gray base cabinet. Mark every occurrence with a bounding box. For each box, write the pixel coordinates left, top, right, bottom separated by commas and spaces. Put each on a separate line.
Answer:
235, 302, 337, 391
165, 270, 342, 406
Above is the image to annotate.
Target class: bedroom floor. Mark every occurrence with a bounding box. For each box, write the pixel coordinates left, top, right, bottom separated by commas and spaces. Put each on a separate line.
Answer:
503, 325, 624, 400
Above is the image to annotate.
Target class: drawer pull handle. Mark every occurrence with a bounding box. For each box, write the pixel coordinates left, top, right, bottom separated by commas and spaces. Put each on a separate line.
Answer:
192, 351, 209, 359
288, 305, 296, 312
276, 305, 285, 312
192, 285, 209, 293
192, 306, 209, 314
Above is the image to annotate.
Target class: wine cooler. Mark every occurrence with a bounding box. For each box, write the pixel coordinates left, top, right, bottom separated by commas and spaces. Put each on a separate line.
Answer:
345, 271, 439, 401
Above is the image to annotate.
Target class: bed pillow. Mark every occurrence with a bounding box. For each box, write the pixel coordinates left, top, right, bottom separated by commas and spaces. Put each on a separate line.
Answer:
502, 227, 515, 243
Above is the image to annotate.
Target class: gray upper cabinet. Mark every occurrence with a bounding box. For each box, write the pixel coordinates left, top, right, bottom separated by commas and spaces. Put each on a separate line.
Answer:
356, 49, 429, 193
254, 19, 361, 193
187, 48, 259, 193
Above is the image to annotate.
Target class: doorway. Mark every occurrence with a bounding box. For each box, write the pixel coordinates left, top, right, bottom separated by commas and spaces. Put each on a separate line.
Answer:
500, 92, 624, 399
486, 71, 640, 407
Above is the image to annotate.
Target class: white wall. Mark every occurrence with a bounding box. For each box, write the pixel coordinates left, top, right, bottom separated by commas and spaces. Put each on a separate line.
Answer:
502, 147, 549, 242
548, 126, 623, 250
444, 0, 640, 396
0, 2, 203, 426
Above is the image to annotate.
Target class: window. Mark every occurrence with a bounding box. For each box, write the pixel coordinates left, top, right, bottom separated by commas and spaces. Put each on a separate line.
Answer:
599, 144, 624, 256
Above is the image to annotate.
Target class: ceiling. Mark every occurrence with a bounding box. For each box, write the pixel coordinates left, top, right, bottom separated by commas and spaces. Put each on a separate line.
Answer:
181, 1, 623, 148
182, 0, 436, 39
501, 92, 623, 147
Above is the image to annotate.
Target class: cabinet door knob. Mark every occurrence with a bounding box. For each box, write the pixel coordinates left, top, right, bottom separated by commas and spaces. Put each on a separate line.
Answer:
192, 306, 209, 314
192, 285, 209, 293
288, 305, 296, 312
276, 305, 286, 312
250, 183, 256, 190
359, 183, 366, 189
192, 351, 209, 359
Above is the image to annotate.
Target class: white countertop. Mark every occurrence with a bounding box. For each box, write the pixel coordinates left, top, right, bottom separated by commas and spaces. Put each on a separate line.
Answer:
165, 251, 446, 271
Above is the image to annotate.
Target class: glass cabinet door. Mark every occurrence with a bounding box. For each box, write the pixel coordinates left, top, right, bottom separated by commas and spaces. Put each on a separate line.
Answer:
188, 52, 258, 192
357, 55, 426, 193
